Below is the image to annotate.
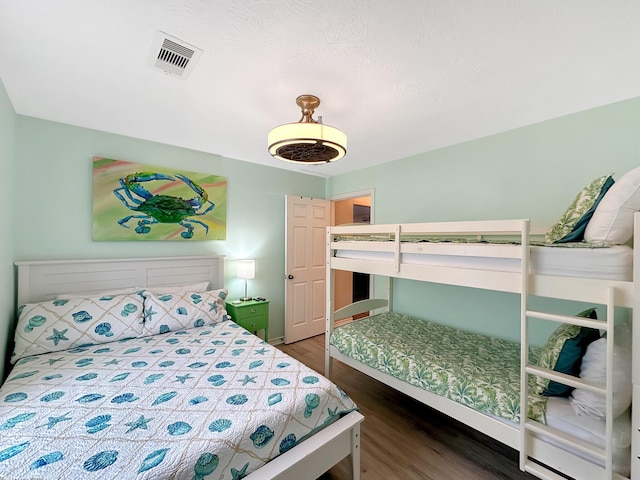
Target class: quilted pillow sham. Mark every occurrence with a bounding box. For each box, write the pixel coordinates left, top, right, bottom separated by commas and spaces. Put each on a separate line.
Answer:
12, 294, 144, 363
545, 175, 614, 244
534, 307, 600, 396
141, 289, 228, 336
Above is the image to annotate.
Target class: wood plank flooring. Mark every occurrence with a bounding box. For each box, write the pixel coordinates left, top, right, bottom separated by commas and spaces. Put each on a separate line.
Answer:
277, 334, 536, 480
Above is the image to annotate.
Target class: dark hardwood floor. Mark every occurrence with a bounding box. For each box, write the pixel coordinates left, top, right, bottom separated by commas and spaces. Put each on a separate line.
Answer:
277, 334, 536, 480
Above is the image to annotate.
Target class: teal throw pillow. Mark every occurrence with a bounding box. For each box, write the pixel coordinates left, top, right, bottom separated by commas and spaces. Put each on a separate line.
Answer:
535, 307, 600, 397
545, 175, 612, 244
554, 176, 614, 243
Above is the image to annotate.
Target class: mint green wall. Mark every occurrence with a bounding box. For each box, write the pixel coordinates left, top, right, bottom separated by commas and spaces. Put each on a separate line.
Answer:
0, 80, 16, 379
5, 83, 640, 367
328, 97, 640, 344
12, 116, 324, 351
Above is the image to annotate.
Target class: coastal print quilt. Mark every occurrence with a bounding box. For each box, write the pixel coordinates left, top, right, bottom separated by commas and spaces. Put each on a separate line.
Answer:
0, 321, 357, 479
330, 311, 546, 423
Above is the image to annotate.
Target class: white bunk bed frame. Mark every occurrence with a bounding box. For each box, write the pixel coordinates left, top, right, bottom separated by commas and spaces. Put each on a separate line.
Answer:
325, 216, 638, 480
12, 256, 363, 480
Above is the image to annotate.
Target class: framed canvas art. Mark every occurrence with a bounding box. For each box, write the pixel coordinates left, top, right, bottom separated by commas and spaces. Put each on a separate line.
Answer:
92, 157, 227, 241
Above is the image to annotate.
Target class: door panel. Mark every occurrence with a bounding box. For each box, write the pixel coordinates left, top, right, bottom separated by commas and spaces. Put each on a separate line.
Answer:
285, 196, 330, 343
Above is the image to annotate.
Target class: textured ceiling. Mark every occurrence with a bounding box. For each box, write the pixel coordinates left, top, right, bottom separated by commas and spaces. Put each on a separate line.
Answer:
1, 1, 640, 177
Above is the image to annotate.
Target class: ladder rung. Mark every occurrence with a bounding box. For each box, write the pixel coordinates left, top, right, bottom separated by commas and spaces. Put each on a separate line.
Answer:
525, 420, 605, 461
523, 461, 569, 480
526, 310, 607, 330
525, 365, 606, 394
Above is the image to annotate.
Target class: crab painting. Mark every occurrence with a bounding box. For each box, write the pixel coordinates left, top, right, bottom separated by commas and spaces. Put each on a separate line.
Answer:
113, 172, 215, 239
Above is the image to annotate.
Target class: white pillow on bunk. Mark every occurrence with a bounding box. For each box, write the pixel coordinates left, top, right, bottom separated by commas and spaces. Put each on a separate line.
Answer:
585, 166, 640, 244
142, 289, 228, 336
570, 325, 632, 420
12, 294, 144, 363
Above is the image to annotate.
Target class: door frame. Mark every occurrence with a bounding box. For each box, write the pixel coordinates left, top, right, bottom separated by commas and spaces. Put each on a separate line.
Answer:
329, 188, 375, 313
329, 189, 375, 222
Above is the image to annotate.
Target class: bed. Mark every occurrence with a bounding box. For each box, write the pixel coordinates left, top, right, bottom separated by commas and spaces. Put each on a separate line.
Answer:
325, 170, 640, 480
0, 256, 363, 480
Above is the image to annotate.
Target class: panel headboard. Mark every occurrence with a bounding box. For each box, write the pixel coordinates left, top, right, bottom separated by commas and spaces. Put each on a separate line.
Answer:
15, 256, 225, 305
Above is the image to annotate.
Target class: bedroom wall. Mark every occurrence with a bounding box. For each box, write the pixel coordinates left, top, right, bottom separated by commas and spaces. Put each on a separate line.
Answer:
327, 96, 640, 345
10, 116, 325, 358
0, 79, 16, 379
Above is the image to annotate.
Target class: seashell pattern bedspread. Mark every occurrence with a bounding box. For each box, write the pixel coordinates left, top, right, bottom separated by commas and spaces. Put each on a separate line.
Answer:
330, 311, 546, 423
0, 320, 357, 479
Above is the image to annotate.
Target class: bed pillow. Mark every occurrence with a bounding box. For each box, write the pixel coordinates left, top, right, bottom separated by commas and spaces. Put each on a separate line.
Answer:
535, 308, 600, 396
142, 289, 228, 336
585, 166, 640, 244
12, 294, 144, 363
545, 175, 613, 244
552, 176, 615, 244
570, 324, 632, 419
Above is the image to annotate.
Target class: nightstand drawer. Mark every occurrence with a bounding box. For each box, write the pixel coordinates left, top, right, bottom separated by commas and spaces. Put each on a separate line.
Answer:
237, 304, 268, 318
235, 315, 267, 331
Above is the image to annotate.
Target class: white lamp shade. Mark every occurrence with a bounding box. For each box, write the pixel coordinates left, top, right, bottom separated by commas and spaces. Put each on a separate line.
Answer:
268, 122, 346, 164
237, 260, 255, 280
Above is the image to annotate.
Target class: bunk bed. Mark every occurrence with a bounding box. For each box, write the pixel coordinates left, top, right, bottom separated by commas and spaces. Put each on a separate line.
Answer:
0, 256, 363, 480
325, 197, 639, 480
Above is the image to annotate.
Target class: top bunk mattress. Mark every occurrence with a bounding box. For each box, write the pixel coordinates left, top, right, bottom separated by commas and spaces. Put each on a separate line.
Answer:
0, 320, 357, 479
334, 244, 633, 281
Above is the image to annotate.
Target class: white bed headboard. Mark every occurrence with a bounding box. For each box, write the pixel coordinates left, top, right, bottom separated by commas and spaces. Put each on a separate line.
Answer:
15, 256, 225, 305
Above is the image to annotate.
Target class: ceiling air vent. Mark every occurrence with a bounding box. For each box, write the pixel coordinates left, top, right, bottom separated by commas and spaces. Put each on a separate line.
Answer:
149, 31, 202, 79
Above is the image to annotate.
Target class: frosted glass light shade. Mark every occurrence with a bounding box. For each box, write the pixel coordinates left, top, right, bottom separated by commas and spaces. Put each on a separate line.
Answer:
268, 122, 347, 164
237, 260, 255, 280
268, 94, 347, 164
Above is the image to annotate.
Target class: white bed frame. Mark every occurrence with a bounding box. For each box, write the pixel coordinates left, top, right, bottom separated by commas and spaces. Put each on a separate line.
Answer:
13, 255, 363, 480
325, 217, 639, 480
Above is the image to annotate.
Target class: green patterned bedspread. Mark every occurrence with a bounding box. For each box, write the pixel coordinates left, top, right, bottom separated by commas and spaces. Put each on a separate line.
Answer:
330, 311, 546, 423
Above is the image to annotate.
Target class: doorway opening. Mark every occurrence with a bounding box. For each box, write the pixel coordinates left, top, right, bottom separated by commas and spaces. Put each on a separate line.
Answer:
331, 193, 372, 324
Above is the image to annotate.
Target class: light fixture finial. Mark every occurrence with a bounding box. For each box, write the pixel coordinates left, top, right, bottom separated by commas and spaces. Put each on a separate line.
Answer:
268, 94, 347, 164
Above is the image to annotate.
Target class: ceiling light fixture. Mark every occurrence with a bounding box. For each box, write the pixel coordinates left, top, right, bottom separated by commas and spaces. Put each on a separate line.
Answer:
268, 95, 347, 164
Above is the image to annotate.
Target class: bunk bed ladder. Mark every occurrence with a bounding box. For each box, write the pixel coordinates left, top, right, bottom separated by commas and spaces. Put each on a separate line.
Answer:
521, 287, 616, 479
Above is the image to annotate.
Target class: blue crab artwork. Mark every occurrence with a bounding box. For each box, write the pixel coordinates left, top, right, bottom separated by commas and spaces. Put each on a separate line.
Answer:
113, 172, 215, 239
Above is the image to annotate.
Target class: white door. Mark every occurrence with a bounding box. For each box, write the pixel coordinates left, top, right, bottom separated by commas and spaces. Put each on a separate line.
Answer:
284, 195, 330, 343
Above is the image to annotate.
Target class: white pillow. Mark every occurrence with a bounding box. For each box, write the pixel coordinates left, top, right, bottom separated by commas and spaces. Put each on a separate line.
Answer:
13, 294, 144, 363
570, 325, 632, 419
143, 282, 210, 295
585, 166, 640, 244
142, 289, 228, 336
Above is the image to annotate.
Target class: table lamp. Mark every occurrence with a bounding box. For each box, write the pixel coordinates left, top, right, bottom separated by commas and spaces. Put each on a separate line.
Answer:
237, 260, 255, 301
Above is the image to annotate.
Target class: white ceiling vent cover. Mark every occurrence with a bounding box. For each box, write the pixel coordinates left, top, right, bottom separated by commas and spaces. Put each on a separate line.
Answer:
149, 31, 202, 79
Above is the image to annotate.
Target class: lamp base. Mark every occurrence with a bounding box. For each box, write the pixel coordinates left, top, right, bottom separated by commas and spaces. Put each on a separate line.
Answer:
239, 296, 252, 301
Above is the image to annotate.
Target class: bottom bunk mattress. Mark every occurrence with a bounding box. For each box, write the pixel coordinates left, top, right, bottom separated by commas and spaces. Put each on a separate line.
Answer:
330, 311, 543, 423
329, 311, 631, 474
0, 320, 357, 480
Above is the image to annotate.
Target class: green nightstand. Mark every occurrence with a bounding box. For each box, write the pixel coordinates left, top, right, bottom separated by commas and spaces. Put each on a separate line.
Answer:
225, 299, 269, 341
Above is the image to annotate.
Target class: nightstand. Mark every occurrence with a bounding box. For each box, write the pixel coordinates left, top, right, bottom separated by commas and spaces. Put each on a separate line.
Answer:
225, 299, 269, 341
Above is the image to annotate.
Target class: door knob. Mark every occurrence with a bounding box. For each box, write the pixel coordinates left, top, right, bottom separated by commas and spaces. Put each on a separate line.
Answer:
287, 275, 294, 280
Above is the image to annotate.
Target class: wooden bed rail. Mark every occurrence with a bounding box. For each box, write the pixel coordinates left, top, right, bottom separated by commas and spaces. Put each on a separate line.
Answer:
329, 218, 530, 236
334, 299, 389, 321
